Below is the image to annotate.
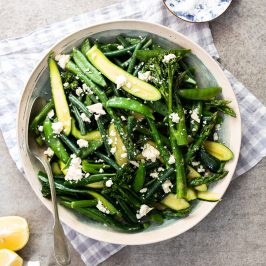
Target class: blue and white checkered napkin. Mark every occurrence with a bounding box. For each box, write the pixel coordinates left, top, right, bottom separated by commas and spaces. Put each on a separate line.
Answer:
0, 0, 266, 265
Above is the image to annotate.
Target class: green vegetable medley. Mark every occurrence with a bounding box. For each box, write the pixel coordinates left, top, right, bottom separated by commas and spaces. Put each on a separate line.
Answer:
30, 34, 236, 232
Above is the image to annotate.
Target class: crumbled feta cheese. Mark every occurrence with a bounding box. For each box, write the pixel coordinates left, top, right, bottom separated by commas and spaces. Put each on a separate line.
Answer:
94, 114, 100, 121
138, 71, 151, 82
121, 115, 126, 121
64, 154, 83, 181
110, 130, 116, 137
87, 103, 106, 115
129, 161, 139, 167
80, 113, 91, 123
76, 87, 83, 96
168, 154, 176, 164
55, 54, 70, 69
38, 125, 43, 132
136, 204, 153, 219
77, 139, 88, 148
142, 143, 160, 162
121, 153, 127, 158
197, 165, 205, 173
96, 200, 110, 214
191, 108, 200, 123
150, 171, 159, 178
107, 138, 113, 145
158, 167, 164, 172
47, 109, 55, 119
85, 173, 90, 178
99, 168, 104, 173
63, 82, 69, 88
203, 120, 207, 125
117, 45, 124, 50
213, 132, 219, 141
52, 122, 63, 134
105, 179, 113, 187
191, 161, 200, 167
169, 112, 180, 123
95, 159, 104, 163
82, 84, 93, 95
116, 75, 127, 89
162, 180, 173, 193
110, 147, 117, 154
216, 124, 221, 130
162, 53, 176, 63
44, 147, 54, 158
139, 187, 147, 193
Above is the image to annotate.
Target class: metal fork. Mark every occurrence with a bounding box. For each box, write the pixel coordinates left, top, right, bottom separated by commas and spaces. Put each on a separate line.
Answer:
28, 97, 71, 265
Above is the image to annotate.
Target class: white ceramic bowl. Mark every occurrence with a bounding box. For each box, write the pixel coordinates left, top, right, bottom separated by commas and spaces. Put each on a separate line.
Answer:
17, 20, 241, 245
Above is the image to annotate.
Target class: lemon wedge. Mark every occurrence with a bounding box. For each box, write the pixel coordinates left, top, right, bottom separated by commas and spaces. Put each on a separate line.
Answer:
0, 216, 29, 251
0, 249, 23, 266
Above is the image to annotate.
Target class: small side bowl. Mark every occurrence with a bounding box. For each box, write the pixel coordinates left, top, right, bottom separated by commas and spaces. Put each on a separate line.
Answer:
163, 0, 233, 23
17, 20, 241, 245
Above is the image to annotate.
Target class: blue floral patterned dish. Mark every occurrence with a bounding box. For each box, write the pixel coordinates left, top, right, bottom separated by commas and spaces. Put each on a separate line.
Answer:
164, 0, 232, 23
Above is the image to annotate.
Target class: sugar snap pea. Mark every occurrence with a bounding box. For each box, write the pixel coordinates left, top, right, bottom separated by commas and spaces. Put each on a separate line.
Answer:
107, 97, 155, 119
43, 117, 70, 164
178, 87, 222, 100
81, 38, 91, 55
132, 163, 146, 192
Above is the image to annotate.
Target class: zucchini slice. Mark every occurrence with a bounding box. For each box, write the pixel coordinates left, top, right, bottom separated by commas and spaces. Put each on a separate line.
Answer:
186, 188, 197, 201
49, 58, 71, 135
161, 193, 190, 211
71, 119, 101, 141
108, 123, 128, 166
194, 184, 208, 192
199, 149, 221, 172
86, 190, 119, 215
86, 45, 161, 101
197, 191, 221, 202
187, 165, 200, 179
204, 141, 234, 161
187, 166, 207, 192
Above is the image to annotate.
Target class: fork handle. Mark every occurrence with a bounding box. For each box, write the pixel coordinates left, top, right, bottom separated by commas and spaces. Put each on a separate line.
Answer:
43, 161, 71, 265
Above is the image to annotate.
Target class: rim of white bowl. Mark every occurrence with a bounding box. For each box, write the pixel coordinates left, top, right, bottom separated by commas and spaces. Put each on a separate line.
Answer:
17, 19, 241, 245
